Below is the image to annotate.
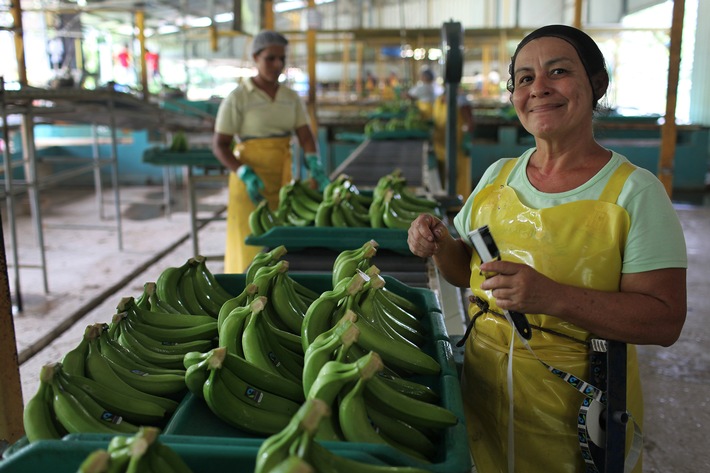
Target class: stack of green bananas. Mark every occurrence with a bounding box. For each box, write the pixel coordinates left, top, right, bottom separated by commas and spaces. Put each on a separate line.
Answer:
369, 172, 440, 229
76, 426, 194, 473
314, 175, 373, 228
256, 388, 434, 473
183, 347, 304, 436
22, 257, 230, 443
182, 246, 319, 434
248, 180, 323, 236
169, 131, 189, 152
23, 324, 183, 443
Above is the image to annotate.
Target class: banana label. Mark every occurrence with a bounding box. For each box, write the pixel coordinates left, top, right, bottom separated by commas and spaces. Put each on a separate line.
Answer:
244, 386, 265, 404
100, 411, 125, 425
268, 352, 283, 368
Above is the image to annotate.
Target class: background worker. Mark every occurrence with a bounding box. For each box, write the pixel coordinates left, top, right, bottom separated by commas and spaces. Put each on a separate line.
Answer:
408, 25, 687, 472
408, 66, 474, 196
212, 30, 328, 273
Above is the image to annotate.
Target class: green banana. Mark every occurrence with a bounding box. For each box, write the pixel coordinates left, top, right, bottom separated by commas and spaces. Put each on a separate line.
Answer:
152, 443, 194, 473
249, 200, 268, 236
255, 398, 330, 473
364, 375, 458, 430
302, 312, 359, 397
270, 271, 308, 334
23, 364, 64, 442
359, 294, 426, 348
57, 367, 168, 425
262, 303, 305, 354
368, 195, 386, 228
61, 334, 90, 377
155, 261, 192, 313
332, 240, 379, 286
329, 203, 349, 228
397, 186, 438, 209
374, 371, 440, 404
193, 255, 233, 302
290, 277, 320, 306
54, 364, 140, 435
368, 286, 426, 333
245, 245, 288, 285
118, 296, 217, 331
290, 192, 318, 222
242, 296, 302, 384
217, 283, 257, 330
339, 199, 369, 228
354, 312, 440, 376
382, 191, 416, 230
338, 377, 387, 445
365, 402, 438, 462
219, 296, 266, 357
76, 449, 111, 473
118, 313, 213, 357
177, 261, 211, 316
184, 358, 210, 399
49, 364, 133, 436
314, 200, 335, 227
101, 355, 186, 397
202, 366, 291, 435
98, 324, 168, 372
305, 437, 430, 473
269, 456, 315, 473
121, 306, 217, 344
146, 281, 182, 314
293, 179, 323, 209
301, 272, 367, 352
211, 356, 301, 418
84, 327, 179, 414
216, 347, 305, 404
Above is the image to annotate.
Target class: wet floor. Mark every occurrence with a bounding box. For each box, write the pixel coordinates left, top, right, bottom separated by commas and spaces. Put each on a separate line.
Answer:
2, 183, 708, 472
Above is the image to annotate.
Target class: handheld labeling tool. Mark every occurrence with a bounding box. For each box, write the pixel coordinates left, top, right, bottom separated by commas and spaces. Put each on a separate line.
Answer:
467, 225, 532, 340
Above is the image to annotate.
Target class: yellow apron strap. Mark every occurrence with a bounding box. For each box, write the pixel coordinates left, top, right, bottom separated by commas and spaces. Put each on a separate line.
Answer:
597, 162, 636, 203
493, 158, 517, 187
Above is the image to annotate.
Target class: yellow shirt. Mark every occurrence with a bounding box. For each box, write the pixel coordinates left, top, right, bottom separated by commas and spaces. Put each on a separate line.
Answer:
214, 77, 310, 140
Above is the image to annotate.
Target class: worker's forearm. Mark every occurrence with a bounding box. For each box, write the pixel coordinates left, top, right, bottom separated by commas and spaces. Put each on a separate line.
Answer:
432, 237, 472, 288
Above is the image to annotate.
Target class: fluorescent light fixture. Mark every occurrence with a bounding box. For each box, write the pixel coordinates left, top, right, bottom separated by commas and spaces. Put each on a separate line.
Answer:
274, 0, 335, 13
215, 12, 234, 23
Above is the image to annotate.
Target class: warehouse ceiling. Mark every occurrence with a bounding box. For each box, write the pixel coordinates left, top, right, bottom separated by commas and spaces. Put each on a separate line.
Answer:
20, 0, 305, 37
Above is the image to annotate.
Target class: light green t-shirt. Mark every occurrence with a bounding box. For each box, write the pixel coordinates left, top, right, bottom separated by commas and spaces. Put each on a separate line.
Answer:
214, 78, 310, 140
454, 148, 688, 273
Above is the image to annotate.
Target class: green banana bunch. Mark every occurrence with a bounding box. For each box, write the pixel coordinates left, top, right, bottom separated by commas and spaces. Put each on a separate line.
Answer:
249, 199, 280, 236
357, 287, 426, 348
302, 311, 360, 397
154, 261, 194, 314
79, 427, 194, 473
202, 356, 292, 435
218, 296, 266, 357
116, 296, 217, 335
305, 437, 431, 473
245, 245, 288, 285
141, 281, 182, 314
270, 271, 309, 335
365, 402, 439, 462
338, 377, 388, 446
217, 282, 257, 331
269, 456, 315, 473
241, 295, 304, 385
22, 364, 65, 442
307, 351, 383, 441
43, 362, 139, 437
362, 265, 426, 318
332, 240, 379, 287
192, 254, 233, 307
83, 325, 180, 415
255, 398, 330, 473
301, 271, 367, 352
382, 189, 420, 230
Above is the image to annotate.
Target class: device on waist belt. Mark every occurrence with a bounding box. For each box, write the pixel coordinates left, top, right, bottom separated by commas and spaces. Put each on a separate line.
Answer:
467, 225, 532, 340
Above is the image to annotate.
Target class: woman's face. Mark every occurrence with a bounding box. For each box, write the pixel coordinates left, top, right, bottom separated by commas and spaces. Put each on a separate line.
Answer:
510, 37, 595, 140
253, 44, 286, 84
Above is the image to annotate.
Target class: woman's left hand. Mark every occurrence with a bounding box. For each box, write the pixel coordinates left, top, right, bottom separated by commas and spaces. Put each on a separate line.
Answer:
479, 260, 558, 315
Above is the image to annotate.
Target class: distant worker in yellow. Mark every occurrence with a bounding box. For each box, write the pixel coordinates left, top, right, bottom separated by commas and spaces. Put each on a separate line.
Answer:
408, 67, 474, 197
406, 67, 440, 120
432, 89, 475, 197
212, 30, 329, 273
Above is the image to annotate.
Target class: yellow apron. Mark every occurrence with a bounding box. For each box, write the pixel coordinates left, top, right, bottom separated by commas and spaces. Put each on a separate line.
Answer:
224, 136, 292, 273
432, 97, 471, 197
416, 101, 434, 121
462, 159, 643, 473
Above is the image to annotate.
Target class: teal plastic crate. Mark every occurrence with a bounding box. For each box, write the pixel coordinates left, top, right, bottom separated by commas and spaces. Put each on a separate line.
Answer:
368, 129, 431, 140
161, 273, 467, 472
245, 226, 413, 256
0, 437, 386, 473
142, 146, 222, 167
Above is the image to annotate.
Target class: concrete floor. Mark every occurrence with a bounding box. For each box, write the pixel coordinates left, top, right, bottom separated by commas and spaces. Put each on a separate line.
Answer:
2, 182, 708, 472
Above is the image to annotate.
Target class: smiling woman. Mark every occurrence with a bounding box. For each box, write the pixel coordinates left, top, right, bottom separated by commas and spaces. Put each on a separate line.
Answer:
407, 24, 688, 473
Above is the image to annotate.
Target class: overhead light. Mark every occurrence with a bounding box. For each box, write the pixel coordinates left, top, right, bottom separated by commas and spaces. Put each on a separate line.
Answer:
274, 0, 335, 13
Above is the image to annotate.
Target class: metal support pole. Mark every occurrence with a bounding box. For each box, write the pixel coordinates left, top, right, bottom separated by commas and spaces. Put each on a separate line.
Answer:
107, 97, 123, 250
445, 82, 458, 197
91, 123, 105, 219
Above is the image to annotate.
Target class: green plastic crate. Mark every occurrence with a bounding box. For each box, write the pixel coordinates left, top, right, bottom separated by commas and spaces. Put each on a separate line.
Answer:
245, 226, 413, 256
162, 273, 468, 472
142, 147, 222, 167
0, 437, 386, 473
368, 129, 431, 140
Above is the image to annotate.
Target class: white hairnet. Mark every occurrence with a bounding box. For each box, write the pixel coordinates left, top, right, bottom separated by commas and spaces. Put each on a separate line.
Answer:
251, 30, 288, 56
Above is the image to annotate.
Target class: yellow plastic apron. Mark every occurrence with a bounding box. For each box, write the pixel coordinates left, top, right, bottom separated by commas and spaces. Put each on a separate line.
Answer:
416, 101, 434, 122
224, 136, 292, 273
461, 159, 643, 473
432, 97, 471, 197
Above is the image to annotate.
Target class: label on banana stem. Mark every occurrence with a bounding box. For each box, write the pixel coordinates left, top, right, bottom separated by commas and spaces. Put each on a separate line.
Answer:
129, 369, 150, 377
244, 386, 265, 404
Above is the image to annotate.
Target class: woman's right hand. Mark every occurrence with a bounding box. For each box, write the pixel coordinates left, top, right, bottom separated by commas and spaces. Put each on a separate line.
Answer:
407, 214, 449, 258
